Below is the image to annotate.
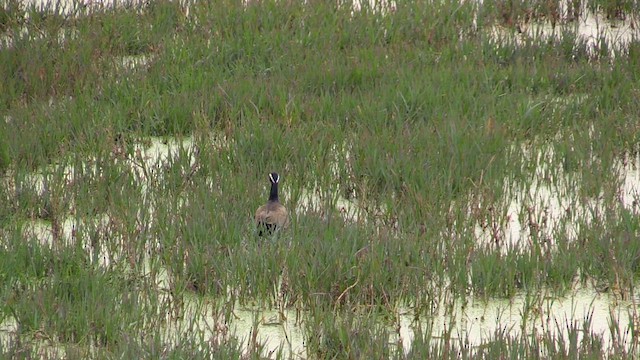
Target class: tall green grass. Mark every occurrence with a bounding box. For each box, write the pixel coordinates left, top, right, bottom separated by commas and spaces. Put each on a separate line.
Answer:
1, 0, 640, 357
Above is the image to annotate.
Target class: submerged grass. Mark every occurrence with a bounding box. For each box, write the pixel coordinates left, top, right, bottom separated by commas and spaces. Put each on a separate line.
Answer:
1, 0, 640, 357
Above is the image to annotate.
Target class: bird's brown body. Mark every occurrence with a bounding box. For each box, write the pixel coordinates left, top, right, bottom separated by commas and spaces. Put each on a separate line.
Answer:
255, 201, 289, 236
255, 172, 289, 236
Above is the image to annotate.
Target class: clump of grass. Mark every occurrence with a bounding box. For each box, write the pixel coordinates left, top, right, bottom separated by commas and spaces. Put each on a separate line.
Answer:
0, 0, 25, 33
0, 226, 55, 295
576, 206, 640, 293
407, 312, 609, 358
4, 243, 156, 346
305, 309, 391, 359
0, 146, 9, 176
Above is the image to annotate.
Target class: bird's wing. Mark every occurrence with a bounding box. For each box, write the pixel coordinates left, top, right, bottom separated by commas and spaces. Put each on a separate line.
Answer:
270, 205, 289, 227
255, 205, 268, 222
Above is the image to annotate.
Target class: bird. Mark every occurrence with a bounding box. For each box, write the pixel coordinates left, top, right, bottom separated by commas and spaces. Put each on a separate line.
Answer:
255, 172, 289, 236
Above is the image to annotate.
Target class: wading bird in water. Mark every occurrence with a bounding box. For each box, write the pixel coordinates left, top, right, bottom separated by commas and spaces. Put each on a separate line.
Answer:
255, 172, 289, 236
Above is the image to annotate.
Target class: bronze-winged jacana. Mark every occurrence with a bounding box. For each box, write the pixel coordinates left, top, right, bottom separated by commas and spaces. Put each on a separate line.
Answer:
255, 172, 289, 236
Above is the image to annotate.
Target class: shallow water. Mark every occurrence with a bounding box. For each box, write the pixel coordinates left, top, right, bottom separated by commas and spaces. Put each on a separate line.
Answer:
178, 299, 307, 358
128, 137, 640, 356
4, 135, 640, 357
1, 276, 636, 358
15, 136, 359, 247
17, 0, 639, 53
485, 0, 638, 55
488, 21, 635, 57
473, 140, 640, 250
162, 282, 636, 358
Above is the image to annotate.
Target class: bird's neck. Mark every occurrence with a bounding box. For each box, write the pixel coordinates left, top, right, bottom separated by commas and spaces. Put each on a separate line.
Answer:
269, 182, 279, 202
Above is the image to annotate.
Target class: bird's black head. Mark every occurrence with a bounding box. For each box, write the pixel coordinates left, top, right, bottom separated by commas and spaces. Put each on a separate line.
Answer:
269, 172, 280, 185
268, 172, 280, 202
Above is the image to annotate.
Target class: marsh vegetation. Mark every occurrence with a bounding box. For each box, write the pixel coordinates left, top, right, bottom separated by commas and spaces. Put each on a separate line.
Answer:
1, 0, 640, 357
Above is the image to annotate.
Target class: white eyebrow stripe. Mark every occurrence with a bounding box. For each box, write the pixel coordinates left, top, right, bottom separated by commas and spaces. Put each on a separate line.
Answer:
269, 173, 275, 183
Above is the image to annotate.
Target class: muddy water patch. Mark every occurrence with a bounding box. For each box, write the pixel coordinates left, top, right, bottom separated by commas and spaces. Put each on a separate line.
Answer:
172, 298, 306, 358
128, 136, 196, 183
2, 254, 636, 357
487, 2, 638, 56
350, 0, 396, 13
617, 152, 640, 213
20, 0, 148, 16
0, 135, 193, 203
1, 137, 192, 263
13, 0, 639, 56
295, 186, 360, 222
171, 284, 638, 357
472, 144, 586, 249
117, 54, 153, 71
397, 285, 638, 354
472, 138, 640, 250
